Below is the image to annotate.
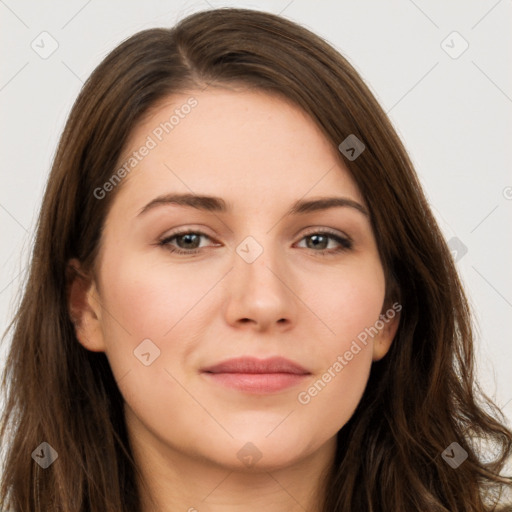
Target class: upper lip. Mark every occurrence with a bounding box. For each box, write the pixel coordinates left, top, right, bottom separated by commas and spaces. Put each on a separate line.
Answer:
201, 356, 310, 375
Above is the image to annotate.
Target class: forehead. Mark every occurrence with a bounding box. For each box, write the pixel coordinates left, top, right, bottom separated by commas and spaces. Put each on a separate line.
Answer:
111, 87, 365, 216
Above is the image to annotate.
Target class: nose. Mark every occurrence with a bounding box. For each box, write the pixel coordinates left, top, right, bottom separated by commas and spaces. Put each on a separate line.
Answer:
223, 240, 298, 332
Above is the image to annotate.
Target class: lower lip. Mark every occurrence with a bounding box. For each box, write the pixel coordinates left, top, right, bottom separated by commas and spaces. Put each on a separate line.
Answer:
202, 372, 309, 393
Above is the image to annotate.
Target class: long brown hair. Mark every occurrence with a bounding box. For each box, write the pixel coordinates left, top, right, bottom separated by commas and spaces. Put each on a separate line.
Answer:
1, 7, 511, 511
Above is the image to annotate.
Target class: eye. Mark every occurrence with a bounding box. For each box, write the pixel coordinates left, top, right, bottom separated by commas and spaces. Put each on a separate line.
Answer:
158, 228, 352, 256
295, 229, 352, 255
158, 230, 215, 255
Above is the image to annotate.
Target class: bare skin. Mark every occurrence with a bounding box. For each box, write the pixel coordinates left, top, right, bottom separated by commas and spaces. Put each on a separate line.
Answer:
68, 86, 399, 511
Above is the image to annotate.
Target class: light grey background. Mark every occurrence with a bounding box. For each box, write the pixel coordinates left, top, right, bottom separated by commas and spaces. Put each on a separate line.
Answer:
1, 0, 511, 428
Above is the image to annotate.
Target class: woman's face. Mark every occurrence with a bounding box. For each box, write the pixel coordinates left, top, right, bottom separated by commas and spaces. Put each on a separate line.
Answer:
71, 87, 399, 472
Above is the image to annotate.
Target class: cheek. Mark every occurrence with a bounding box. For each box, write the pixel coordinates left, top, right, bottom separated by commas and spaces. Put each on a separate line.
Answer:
94, 255, 218, 428
94, 249, 232, 408
98, 253, 219, 341
294, 260, 385, 424
306, 257, 386, 351
295, 344, 373, 438
295, 291, 380, 434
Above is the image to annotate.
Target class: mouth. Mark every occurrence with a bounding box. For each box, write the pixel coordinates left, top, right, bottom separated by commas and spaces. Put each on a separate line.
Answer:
200, 356, 311, 394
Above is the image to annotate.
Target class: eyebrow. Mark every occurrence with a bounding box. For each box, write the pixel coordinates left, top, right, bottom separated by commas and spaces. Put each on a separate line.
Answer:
136, 193, 369, 217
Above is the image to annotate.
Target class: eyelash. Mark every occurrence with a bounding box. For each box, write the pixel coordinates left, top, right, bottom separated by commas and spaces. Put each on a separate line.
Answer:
158, 228, 352, 256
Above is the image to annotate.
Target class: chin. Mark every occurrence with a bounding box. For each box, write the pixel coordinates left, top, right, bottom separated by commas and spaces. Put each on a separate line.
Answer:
200, 430, 318, 472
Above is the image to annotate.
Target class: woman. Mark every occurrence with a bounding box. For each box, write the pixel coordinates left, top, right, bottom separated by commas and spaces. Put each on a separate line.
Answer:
1, 7, 511, 511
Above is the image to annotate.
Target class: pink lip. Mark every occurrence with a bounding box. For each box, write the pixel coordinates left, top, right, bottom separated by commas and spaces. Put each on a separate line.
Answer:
201, 356, 311, 394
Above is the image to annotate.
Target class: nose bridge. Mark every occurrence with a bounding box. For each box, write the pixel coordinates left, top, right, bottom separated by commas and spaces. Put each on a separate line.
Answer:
224, 232, 296, 329
234, 233, 287, 295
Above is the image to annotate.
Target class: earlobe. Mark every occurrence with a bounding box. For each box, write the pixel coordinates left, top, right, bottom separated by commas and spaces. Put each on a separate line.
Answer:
66, 258, 106, 352
372, 305, 400, 362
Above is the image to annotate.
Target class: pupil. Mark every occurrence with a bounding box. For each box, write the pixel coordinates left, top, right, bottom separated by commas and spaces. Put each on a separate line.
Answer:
180, 234, 200, 248
308, 235, 327, 249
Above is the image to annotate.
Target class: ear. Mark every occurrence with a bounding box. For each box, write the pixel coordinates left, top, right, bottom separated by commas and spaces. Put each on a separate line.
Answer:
372, 300, 401, 362
66, 258, 106, 352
